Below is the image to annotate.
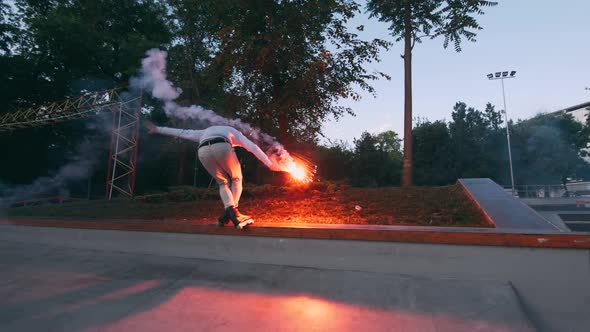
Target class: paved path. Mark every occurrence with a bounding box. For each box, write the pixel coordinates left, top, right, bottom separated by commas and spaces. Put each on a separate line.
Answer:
0, 237, 534, 332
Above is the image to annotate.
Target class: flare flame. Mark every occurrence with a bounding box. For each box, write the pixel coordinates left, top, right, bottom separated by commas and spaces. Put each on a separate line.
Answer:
281, 154, 316, 183
286, 162, 308, 182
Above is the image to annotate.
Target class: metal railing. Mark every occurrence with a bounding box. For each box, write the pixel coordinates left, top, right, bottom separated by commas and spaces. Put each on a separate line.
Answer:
503, 183, 590, 198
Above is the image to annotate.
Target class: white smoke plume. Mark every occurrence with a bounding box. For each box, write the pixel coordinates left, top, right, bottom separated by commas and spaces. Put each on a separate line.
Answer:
133, 49, 182, 101
131, 49, 300, 172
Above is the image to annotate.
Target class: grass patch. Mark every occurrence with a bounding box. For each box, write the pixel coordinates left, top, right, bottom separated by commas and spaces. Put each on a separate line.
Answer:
4, 183, 491, 227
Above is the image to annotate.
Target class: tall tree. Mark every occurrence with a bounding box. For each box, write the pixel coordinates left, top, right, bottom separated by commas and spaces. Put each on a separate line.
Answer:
211, 0, 390, 144
366, 0, 497, 186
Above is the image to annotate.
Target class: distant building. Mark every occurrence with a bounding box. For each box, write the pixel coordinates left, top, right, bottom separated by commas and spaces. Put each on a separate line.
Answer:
554, 101, 590, 124
553, 101, 590, 163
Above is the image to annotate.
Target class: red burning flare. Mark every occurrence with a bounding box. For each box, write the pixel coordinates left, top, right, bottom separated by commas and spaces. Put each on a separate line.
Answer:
286, 162, 308, 182
283, 155, 316, 183
267, 145, 316, 183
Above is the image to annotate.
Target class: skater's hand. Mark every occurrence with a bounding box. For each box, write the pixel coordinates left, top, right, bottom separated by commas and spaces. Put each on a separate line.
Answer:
144, 120, 157, 134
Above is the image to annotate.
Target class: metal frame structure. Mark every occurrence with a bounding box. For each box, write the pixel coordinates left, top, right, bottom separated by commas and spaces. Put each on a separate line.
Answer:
0, 87, 142, 199
0, 88, 123, 131
105, 94, 142, 199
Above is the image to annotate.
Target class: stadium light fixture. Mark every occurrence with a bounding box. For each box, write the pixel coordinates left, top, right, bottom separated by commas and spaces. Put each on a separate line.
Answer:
486, 70, 517, 196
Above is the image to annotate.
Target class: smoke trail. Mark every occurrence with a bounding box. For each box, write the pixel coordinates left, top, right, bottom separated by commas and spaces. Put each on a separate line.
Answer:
130, 49, 301, 171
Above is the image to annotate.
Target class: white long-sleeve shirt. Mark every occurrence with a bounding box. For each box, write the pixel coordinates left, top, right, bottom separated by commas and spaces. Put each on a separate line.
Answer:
155, 125, 274, 169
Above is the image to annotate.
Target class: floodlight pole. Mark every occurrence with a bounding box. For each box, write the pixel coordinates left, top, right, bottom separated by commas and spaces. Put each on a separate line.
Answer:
488, 71, 517, 196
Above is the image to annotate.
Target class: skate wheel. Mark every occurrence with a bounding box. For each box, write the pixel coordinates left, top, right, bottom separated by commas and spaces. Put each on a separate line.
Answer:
236, 219, 254, 229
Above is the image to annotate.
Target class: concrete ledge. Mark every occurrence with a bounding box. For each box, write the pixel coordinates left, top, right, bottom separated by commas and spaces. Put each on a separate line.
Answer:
2, 217, 590, 249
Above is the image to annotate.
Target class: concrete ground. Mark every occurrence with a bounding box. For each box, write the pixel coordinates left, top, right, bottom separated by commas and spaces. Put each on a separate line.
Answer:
0, 231, 535, 332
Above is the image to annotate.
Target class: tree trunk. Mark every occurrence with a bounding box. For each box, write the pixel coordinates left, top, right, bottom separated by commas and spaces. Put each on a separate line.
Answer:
277, 111, 289, 146
401, 0, 413, 187
186, 44, 200, 104
272, 69, 289, 145
177, 146, 187, 185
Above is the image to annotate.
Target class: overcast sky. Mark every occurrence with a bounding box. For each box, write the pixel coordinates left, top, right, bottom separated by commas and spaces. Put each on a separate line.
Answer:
321, 0, 590, 144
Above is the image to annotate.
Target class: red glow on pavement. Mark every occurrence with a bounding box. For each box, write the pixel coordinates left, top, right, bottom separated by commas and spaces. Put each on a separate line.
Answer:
281, 295, 336, 321
86, 287, 532, 332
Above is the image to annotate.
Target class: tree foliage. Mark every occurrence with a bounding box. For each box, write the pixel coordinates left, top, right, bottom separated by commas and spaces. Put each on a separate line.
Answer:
351, 131, 402, 186
449, 101, 504, 179
165, 0, 225, 109
314, 140, 354, 181
0, 2, 18, 54
412, 119, 454, 185
410, 103, 590, 188
0, 0, 391, 195
211, 0, 390, 143
366, 0, 498, 52
511, 113, 590, 186
13, 0, 171, 98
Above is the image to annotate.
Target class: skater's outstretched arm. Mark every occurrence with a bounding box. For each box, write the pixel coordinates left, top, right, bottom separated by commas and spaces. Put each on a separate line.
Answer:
144, 120, 203, 143
229, 129, 276, 170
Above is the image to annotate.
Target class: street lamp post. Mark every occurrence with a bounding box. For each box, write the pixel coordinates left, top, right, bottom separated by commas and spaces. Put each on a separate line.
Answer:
487, 71, 517, 196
